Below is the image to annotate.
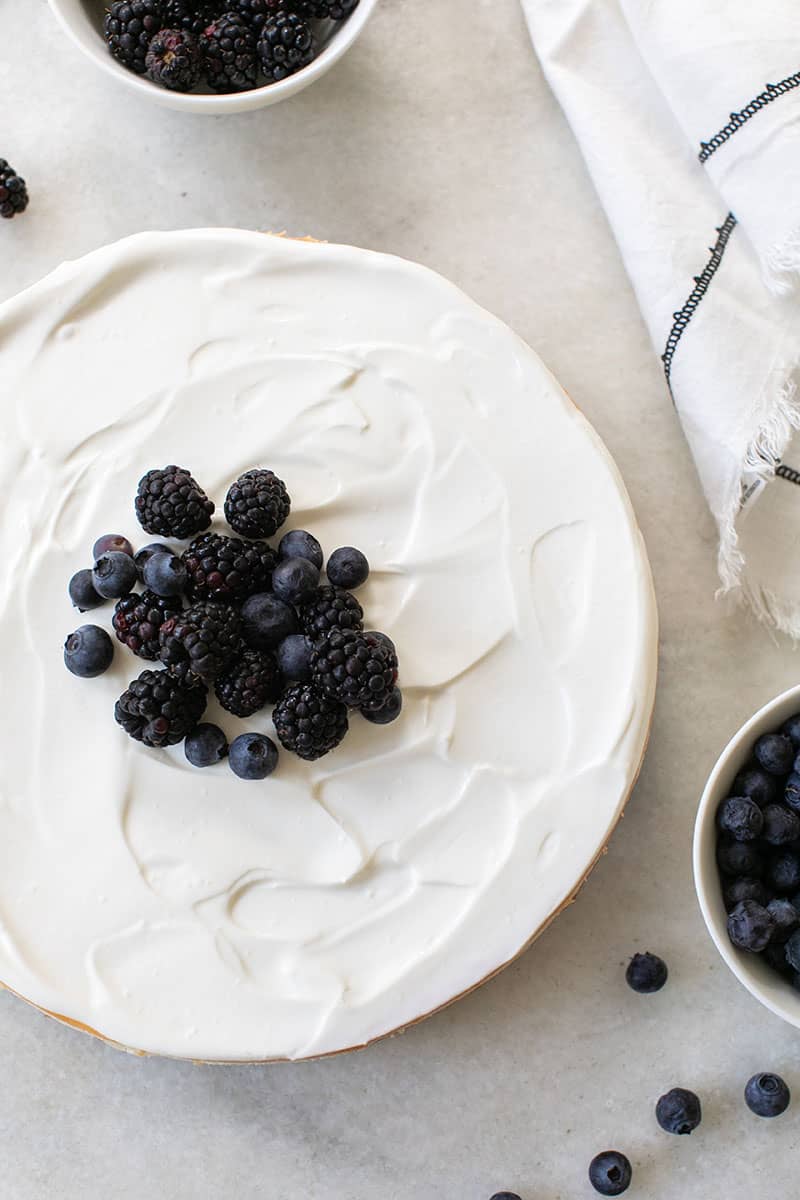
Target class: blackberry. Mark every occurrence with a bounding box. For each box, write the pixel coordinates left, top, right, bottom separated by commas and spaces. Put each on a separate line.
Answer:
273, 681, 348, 760
115, 667, 207, 748
182, 531, 277, 602
103, 1, 165, 74
231, 0, 283, 33
146, 27, 203, 90
0, 160, 29, 220
113, 590, 181, 660
291, 0, 359, 19
224, 468, 290, 539
298, 584, 363, 642
135, 465, 214, 540
201, 12, 258, 92
158, 600, 241, 680
163, 0, 222, 33
311, 629, 398, 710
257, 11, 315, 81
214, 646, 282, 716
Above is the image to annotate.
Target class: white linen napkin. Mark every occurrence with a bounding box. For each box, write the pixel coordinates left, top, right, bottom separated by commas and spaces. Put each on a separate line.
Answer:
520, 0, 800, 634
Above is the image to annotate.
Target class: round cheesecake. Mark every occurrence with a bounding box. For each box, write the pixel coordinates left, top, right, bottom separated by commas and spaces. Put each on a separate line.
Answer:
0, 230, 657, 1061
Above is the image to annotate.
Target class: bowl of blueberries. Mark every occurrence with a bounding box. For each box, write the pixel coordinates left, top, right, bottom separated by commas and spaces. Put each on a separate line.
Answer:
48, 0, 377, 114
694, 683, 800, 1027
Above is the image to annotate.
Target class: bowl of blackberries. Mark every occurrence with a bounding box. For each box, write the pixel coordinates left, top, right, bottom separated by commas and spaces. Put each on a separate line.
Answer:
694, 684, 800, 1026
48, 0, 377, 113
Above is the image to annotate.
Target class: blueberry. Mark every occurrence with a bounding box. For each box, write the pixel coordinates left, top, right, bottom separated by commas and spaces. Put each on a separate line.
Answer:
278, 529, 323, 570
143, 552, 188, 598
744, 1073, 791, 1118
68, 568, 103, 612
588, 1151, 632, 1196
134, 541, 174, 579
361, 687, 403, 725
92, 533, 134, 559
782, 713, 800, 746
326, 546, 369, 590
755, 733, 794, 776
276, 633, 313, 682
365, 630, 396, 656
724, 877, 768, 909
733, 765, 779, 807
241, 593, 298, 650
784, 929, 800, 972
717, 796, 763, 841
655, 1088, 702, 1135
489, 1194, 522, 1200
762, 803, 800, 845
784, 772, 800, 812
717, 838, 765, 878
727, 900, 775, 952
229, 733, 279, 780
92, 551, 138, 599
64, 625, 114, 678
767, 850, 800, 893
763, 940, 793, 977
185, 723, 228, 768
767, 898, 799, 942
625, 951, 668, 993
272, 557, 320, 605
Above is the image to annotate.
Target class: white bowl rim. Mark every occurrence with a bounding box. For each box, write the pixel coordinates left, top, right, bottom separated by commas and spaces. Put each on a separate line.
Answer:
693, 681, 800, 1027
47, 0, 378, 113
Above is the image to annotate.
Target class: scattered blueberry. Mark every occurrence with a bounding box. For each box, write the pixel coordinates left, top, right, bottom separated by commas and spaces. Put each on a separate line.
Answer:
724, 877, 768, 909
744, 1073, 791, 1118
276, 633, 313, 682
134, 541, 173, 579
717, 839, 765, 878
326, 546, 369, 590
229, 732, 279, 780
361, 686, 403, 725
656, 1088, 702, 1135
727, 900, 775, 952
92, 533, 134, 559
489, 1193, 522, 1200
784, 929, 800, 972
717, 796, 763, 841
754, 733, 794, 776
272, 556, 320, 605
761, 804, 800, 845
625, 951, 668, 993
588, 1151, 632, 1196
143, 551, 188, 598
278, 529, 323, 570
69, 568, 103, 612
784, 772, 800, 812
64, 625, 114, 678
241, 592, 298, 650
782, 713, 800, 746
766, 898, 799, 941
92, 550, 138, 599
733, 766, 778, 807
767, 851, 800, 894
185, 723, 229, 768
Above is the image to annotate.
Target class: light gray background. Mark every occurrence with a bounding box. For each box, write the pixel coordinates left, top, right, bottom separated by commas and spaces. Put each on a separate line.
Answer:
2, 2, 796, 1197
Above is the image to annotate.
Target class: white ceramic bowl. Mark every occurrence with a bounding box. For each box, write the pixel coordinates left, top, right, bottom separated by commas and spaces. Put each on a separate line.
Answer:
48, 0, 378, 113
694, 683, 800, 1026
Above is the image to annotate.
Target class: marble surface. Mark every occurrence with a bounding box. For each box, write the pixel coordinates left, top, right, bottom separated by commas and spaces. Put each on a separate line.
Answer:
1, 2, 796, 1197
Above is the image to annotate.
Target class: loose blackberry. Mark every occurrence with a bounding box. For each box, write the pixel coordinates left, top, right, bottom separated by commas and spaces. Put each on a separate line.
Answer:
311, 629, 398, 711
224, 468, 290, 539
146, 27, 203, 89
135, 465, 214, 540
231, 0, 283, 33
257, 11, 315, 81
163, 0, 222, 33
0, 160, 29, 220
103, 1, 165, 74
115, 667, 207, 748
201, 12, 258, 92
291, 0, 358, 19
214, 646, 282, 716
158, 600, 241, 680
113, 590, 181, 660
273, 681, 348, 760
182, 531, 277, 602
298, 584, 363, 642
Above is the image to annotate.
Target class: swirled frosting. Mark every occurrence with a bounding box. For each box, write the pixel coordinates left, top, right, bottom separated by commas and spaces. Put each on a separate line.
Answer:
0, 231, 657, 1060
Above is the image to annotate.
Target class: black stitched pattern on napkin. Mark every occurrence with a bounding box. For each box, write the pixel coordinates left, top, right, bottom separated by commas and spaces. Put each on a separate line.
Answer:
699, 72, 800, 163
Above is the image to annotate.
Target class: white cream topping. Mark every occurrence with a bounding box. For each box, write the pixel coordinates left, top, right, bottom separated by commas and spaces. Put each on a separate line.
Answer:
0, 230, 657, 1060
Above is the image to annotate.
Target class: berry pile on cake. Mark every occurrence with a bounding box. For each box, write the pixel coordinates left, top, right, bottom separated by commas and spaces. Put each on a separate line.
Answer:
102, 0, 359, 94
65, 464, 401, 780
